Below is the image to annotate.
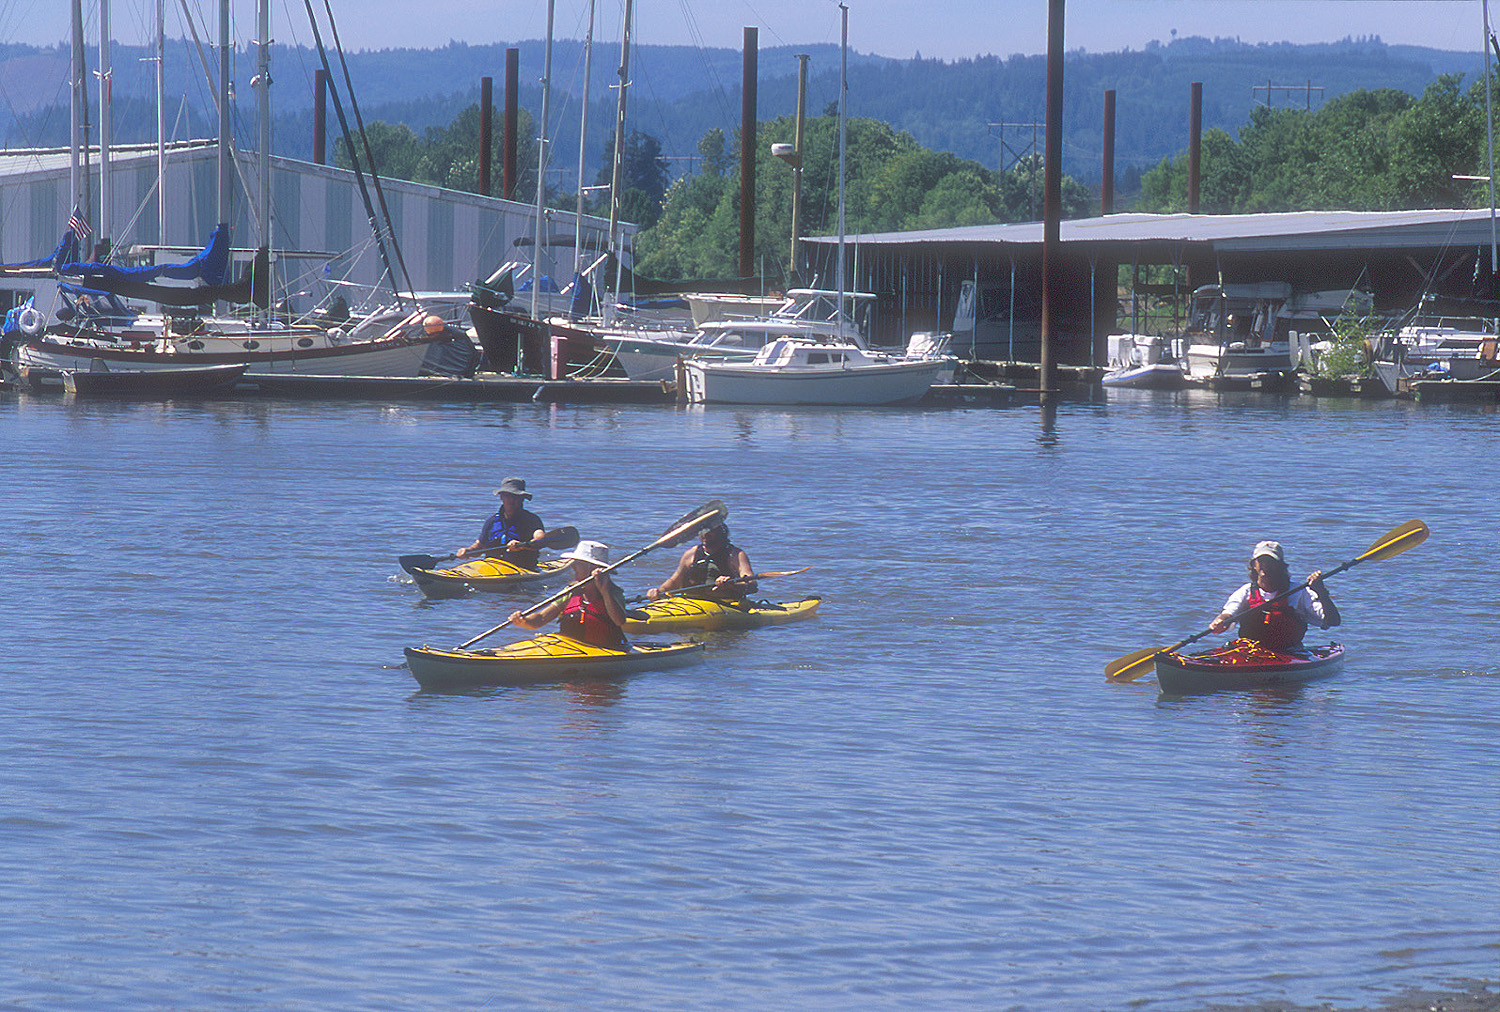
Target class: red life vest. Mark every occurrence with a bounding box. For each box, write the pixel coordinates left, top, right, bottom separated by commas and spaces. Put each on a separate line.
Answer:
559, 587, 628, 650
1238, 585, 1307, 650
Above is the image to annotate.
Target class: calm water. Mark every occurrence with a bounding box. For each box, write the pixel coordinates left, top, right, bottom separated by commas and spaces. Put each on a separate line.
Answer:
1, 387, 1495, 1012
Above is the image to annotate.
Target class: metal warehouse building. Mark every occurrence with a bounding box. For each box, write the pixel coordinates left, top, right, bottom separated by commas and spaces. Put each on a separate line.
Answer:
0, 142, 628, 314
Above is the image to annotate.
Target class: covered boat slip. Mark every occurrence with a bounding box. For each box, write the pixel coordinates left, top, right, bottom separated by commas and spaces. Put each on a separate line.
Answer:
404, 635, 705, 691
1154, 639, 1346, 695
800, 209, 1500, 366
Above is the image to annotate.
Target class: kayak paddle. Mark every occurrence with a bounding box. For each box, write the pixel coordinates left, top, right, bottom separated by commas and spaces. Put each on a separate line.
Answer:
398, 525, 581, 575
1104, 519, 1430, 683
628, 566, 813, 603
457, 500, 729, 649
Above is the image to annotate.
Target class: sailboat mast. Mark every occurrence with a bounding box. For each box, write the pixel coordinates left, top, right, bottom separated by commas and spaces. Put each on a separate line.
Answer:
1485, 0, 1496, 273
156, 0, 167, 245
253, 0, 273, 317
836, 3, 847, 323
530, 0, 555, 320
98, 0, 112, 253
70, 0, 87, 224
573, 0, 596, 277
255, 0, 272, 250
606, 0, 634, 267
217, 0, 232, 226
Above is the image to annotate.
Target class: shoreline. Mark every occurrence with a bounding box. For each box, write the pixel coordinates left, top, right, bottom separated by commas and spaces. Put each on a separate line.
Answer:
1174, 979, 1498, 1012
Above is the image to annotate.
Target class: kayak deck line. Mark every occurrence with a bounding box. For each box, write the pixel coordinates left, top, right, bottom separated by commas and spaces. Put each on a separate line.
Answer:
622, 595, 822, 633
405, 633, 705, 691
1155, 638, 1345, 694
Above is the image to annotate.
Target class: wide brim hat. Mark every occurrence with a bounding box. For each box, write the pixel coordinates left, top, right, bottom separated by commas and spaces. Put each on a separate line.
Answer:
558, 540, 610, 568
1251, 540, 1285, 564
494, 476, 532, 500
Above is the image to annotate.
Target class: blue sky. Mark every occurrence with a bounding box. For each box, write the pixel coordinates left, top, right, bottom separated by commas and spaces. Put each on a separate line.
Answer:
5, 1, 1486, 59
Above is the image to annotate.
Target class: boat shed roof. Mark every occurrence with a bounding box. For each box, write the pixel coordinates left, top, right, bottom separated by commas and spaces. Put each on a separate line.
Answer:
804, 209, 1499, 255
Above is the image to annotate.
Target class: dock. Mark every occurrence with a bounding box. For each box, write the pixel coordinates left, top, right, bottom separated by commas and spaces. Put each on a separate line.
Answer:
238, 373, 676, 404
1409, 375, 1500, 403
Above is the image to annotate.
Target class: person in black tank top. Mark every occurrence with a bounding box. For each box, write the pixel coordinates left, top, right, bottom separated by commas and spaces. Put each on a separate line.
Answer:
646, 522, 757, 602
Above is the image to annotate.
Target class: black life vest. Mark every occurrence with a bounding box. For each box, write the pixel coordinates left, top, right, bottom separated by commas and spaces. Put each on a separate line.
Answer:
686, 544, 739, 588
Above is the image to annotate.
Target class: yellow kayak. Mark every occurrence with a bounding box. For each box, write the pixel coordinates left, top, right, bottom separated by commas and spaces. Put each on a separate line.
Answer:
623, 595, 822, 633
400, 554, 572, 598
405, 633, 704, 691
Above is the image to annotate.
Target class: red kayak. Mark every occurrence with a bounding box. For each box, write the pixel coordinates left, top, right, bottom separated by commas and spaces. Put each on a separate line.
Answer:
1155, 638, 1345, 694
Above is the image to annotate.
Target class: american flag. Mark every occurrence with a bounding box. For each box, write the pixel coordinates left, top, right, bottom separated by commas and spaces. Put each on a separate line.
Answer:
68, 207, 91, 241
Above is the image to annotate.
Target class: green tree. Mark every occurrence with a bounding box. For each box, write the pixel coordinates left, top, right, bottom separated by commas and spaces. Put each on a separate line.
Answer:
337, 104, 539, 201
638, 113, 1092, 282
1137, 76, 1489, 214
593, 130, 671, 228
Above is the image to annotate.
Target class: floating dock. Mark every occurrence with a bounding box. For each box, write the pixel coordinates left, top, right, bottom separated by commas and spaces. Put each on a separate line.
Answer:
239, 373, 676, 404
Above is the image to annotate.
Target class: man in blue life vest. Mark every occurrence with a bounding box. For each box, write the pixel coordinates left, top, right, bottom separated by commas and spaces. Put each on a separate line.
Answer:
645, 521, 757, 603
456, 476, 546, 568
1209, 539, 1341, 650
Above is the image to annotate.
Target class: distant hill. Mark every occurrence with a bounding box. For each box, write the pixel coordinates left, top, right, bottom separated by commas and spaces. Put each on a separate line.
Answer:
0, 35, 1482, 190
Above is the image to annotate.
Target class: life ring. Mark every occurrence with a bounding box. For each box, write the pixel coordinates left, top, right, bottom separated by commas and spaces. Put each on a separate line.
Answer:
18, 307, 44, 335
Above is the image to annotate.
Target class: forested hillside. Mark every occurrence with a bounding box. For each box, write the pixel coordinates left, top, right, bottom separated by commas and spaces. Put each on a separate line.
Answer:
0, 34, 1479, 193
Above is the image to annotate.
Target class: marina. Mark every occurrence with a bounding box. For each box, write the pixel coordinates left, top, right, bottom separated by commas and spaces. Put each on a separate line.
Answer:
1, 1, 1497, 1009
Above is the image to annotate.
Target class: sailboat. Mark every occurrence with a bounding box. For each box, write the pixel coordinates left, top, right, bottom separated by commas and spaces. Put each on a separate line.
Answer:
9, 0, 459, 384
682, 5, 946, 406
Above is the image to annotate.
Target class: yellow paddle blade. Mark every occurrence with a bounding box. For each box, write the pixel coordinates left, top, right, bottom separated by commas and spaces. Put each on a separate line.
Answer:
1104, 646, 1164, 682
1356, 518, 1429, 564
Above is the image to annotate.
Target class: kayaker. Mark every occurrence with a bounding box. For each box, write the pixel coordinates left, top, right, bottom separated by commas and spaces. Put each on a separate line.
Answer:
1209, 540, 1342, 649
509, 540, 630, 650
646, 521, 757, 602
456, 476, 546, 567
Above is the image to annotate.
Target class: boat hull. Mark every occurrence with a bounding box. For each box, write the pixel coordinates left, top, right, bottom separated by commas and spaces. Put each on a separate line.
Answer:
405, 634, 705, 690
401, 556, 571, 598
1155, 638, 1345, 694
1100, 362, 1186, 389
470, 303, 550, 374
62, 362, 247, 397
684, 356, 944, 406
16, 328, 442, 378
623, 595, 822, 633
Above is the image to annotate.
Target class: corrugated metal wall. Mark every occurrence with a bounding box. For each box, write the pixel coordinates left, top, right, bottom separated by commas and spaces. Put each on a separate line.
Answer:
0, 147, 627, 313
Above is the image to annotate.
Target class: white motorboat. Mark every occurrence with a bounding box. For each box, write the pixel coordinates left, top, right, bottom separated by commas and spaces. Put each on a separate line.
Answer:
1101, 333, 1186, 389
684, 292, 792, 326
682, 336, 946, 406
607, 289, 878, 381
1180, 282, 1370, 381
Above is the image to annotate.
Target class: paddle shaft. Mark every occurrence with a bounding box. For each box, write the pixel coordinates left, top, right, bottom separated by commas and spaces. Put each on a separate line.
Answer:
631, 566, 812, 603
458, 502, 727, 649
403, 526, 580, 570
468, 524, 580, 558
